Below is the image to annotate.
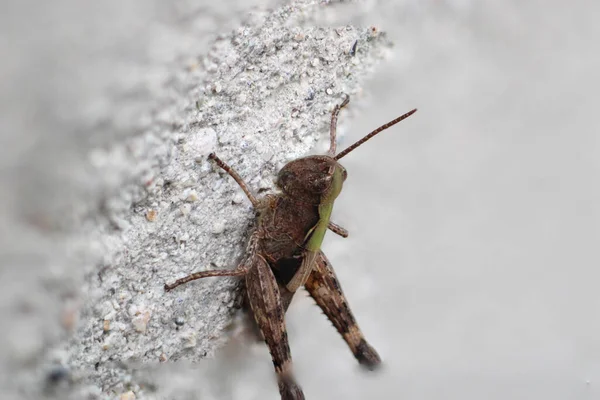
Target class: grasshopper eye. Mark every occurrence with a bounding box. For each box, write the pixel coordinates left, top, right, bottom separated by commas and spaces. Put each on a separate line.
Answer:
342, 168, 347, 181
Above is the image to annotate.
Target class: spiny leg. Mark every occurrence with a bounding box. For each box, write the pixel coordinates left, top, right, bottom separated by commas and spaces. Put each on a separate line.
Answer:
246, 255, 304, 400
328, 95, 350, 156
208, 152, 258, 207
327, 221, 349, 238
241, 281, 295, 344
304, 251, 381, 369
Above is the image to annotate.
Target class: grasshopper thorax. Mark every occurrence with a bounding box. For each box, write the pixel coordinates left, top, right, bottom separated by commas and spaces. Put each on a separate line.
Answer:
276, 155, 347, 205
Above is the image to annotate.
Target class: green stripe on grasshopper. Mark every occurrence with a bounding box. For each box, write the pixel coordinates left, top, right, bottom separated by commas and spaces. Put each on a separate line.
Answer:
286, 165, 345, 291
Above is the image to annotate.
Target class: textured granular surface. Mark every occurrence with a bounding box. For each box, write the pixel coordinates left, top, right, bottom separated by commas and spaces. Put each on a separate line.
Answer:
0, 1, 393, 399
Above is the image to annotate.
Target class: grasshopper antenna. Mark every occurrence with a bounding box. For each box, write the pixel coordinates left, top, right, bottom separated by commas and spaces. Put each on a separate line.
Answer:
334, 108, 417, 160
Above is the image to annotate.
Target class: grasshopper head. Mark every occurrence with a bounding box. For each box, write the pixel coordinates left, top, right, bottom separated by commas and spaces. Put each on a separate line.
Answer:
276, 103, 417, 205
276, 155, 347, 205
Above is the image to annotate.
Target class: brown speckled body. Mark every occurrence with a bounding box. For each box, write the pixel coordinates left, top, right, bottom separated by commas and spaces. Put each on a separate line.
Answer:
257, 194, 318, 282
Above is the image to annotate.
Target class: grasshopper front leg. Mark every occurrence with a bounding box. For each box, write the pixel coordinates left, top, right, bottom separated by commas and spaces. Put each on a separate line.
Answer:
327, 221, 348, 238
246, 253, 304, 400
304, 251, 381, 369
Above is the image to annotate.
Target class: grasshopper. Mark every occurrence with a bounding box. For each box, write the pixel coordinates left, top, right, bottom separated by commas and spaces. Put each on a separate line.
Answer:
164, 96, 416, 400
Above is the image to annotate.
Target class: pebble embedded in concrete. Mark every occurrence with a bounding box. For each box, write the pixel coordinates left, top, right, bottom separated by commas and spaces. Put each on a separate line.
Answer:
120, 391, 136, 400
184, 190, 199, 202
132, 310, 151, 333
181, 330, 197, 349
145, 210, 157, 222
232, 193, 246, 204
179, 204, 191, 216
212, 221, 226, 235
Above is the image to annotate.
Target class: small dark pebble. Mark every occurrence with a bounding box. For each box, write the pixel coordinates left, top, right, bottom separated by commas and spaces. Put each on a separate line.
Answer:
46, 366, 70, 384
350, 40, 358, 56
305, 88, 315, 101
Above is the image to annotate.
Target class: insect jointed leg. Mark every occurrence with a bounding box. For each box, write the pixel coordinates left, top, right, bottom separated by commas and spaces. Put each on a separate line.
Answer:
164, 264, 249, 292
327, 221, 349, 238
164, 232, 260, 292
208, 152, 258, 207
304, 251, 381, 369
245, 254, 305, 400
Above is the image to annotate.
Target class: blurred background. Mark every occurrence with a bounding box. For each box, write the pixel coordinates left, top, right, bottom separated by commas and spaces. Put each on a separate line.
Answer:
1, 0, 599, 399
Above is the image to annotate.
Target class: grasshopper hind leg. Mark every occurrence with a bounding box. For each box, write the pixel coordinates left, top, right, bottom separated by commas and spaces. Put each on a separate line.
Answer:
304, 251, 381, 369
278, 375, 304, 400
240, 281, 295, 343
245, 254, 305, 400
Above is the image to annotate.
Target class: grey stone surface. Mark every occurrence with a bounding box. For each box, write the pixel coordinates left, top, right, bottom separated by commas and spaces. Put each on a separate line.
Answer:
1, 0, 394, 399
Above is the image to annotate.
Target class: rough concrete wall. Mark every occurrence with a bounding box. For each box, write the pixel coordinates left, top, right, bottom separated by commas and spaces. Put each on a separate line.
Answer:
1, 1, 394, 399
5, 0, 599, 400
